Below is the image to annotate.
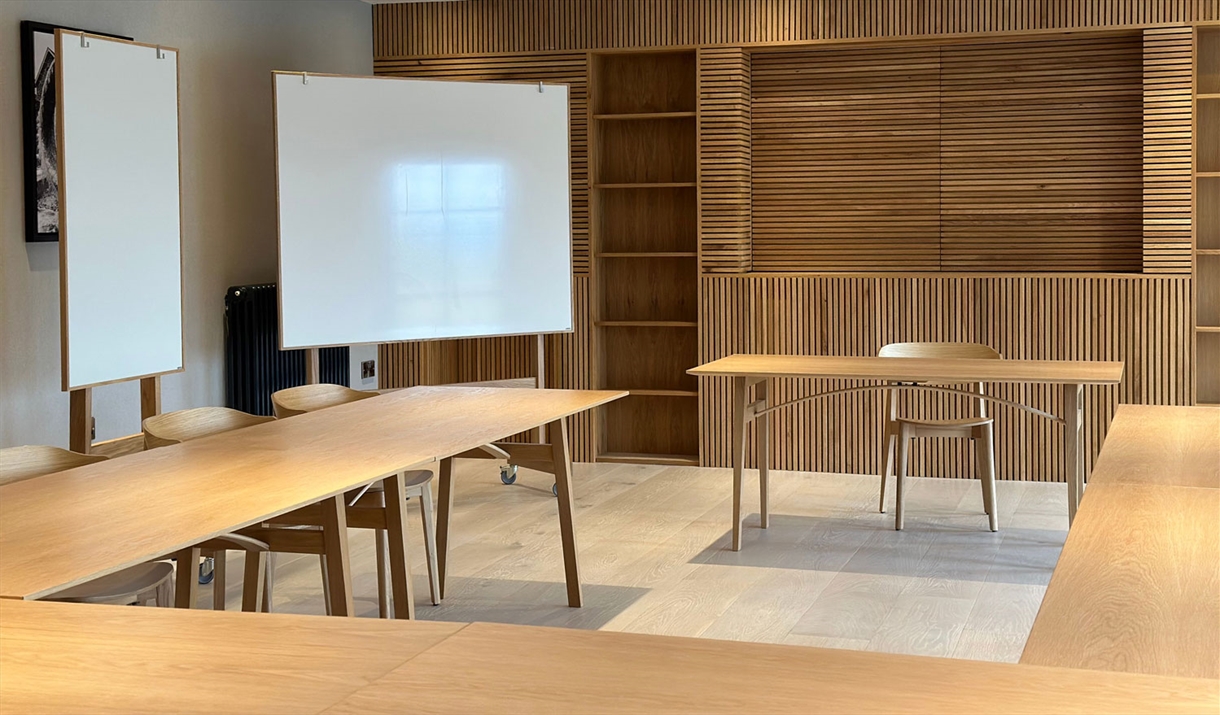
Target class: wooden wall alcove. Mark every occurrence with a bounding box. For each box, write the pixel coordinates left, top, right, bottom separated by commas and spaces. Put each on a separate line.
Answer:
374, 1, 1209, 480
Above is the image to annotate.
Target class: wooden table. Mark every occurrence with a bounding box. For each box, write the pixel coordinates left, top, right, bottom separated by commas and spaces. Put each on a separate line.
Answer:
1022, 405, 1220, 679
0, 386, 624, 616
2, 600, 1215, 715
689, 354, 1125, 549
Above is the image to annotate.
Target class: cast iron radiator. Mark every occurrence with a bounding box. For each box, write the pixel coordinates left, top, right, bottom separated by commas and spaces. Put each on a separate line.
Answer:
224, 283, 349, 416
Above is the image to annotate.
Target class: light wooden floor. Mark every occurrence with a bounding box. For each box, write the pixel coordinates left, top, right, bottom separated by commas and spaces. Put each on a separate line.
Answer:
200, 461, 1068, 663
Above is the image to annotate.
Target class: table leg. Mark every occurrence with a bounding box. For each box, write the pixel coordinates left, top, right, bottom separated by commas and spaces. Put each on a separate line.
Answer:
319, 494, 354, 617
1063, 383, 1083, 525
435, 457, 455, 600
758, 379, 770, 530
174, 546, 200, 609
383, 472, 418, 620
731, 376, 748, 552
550, 418, 583, 607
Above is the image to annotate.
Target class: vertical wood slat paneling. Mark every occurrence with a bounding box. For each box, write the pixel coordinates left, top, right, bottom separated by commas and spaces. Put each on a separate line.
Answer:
373, 0, 1219, 57
750, 44, 942, 272
1143, 27, 1195, 273
940, 34, 1144, 271
698, 47, 753, 273
379, 276, 594, 461
699, 274, 1194, 481
372, 54, 590, 275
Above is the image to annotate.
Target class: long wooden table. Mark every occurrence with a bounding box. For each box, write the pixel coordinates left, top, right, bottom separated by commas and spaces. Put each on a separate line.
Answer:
2, 599, 1215, 715
689, 354, 1125, 549
1022, 405, 1220, 679
0, 386, 625, 615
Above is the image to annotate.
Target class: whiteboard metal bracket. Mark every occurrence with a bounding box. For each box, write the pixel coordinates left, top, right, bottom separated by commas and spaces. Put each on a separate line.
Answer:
80, 34, 90, 48
156, 45, 166, 59
303, 72, 309, 86
538, 81, 543, 93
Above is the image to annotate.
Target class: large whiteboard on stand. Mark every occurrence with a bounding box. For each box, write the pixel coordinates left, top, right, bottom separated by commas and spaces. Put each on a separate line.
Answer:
273, 72, 573, 349
57, 31, 183, 390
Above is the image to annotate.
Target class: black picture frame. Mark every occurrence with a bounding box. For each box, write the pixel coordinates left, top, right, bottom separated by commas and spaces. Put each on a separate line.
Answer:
20, 21, 131, 242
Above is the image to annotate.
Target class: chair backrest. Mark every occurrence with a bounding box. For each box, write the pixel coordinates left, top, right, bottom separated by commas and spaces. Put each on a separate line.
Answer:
0, 445, 108, 487
142, 407, 273, 449
270, 383, 376, 418
878, 342, 1001, 360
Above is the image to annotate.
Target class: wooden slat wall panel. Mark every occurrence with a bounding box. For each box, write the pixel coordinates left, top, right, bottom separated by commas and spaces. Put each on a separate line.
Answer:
373, 54, 590, 275
1143, 27, 1195, 273
699, 275, 1194, 480
698, 47, 753, 273
939, 34, 1144, 271
373, 0, 1218, 57
379, 276, 595, 461
751, 45, 943, 272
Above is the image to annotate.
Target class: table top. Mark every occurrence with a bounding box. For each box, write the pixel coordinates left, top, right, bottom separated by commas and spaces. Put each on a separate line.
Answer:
1022, 404, 1220, 679
1086, 404, 1220, 490
0, 386, 624, 600
689, 354, 1125, 384
2, 601, 1215, 715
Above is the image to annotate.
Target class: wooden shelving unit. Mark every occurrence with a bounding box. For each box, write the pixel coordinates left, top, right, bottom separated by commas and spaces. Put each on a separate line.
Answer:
591, 50, 699, 465
1197, 26, 1220, 405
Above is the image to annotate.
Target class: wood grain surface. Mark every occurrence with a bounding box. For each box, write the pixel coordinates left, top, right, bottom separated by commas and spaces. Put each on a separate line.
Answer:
0, 387, 623, 600
1085, 404, 1220, 489
690, 354, 1124, 384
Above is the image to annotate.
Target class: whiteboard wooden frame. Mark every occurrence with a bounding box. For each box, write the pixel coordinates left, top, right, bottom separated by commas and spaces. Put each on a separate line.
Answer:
56, 31, 185, 391
272, 70, 575, 351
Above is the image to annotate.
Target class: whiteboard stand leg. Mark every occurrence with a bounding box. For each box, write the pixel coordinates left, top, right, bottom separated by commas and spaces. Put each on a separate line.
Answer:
534, 334, 546, 443
305, 348, 320, 385
140, 375, 162, 421
70, 387, 93, 454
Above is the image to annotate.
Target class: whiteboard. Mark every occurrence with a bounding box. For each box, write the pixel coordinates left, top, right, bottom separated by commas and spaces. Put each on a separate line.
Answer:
274, 73, 573, 349
58, 32, 183, 390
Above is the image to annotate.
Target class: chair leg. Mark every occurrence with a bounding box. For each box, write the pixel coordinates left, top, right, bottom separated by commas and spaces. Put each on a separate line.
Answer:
242, 551, 266, 613
375, 491, 390, 618
319, 554, 332, 616
895, 425, 910, 531
979, 424, 999, 532
879, 425, 896, 514
262, 552, 276, 613
212, 550, 227, 611
418, 484, 441, 606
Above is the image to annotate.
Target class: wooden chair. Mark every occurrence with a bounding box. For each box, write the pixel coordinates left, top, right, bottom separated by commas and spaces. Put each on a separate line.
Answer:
0, 446, 174, 607
877, 342, 1000, 532
272, 384, 440, 616
142, 408, 276, 611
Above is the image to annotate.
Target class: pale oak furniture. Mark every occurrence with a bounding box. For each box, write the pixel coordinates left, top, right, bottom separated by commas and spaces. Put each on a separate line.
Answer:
0, 387, 624, 619
0, 446, 173, 608
1022, 405, 1220, 679
1, 599, 1214, 715
876, 342, 1001, 532
271, 383, 441, 616
688, 354, 1125, 550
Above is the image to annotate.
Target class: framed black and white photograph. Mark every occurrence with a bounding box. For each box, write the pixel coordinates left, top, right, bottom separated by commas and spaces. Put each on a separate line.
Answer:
20, 21, 130, 242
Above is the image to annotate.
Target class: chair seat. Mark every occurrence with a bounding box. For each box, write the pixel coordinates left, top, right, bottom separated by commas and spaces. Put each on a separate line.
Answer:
893, 415, 994, 429
45, 561, 174, 604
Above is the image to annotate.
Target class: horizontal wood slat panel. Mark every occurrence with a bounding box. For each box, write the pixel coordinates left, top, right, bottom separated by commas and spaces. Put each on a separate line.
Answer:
372, 0, 1219, 57
698, 47, 752, 273
698, 275, 1194, 479
751, 44, 942, 272
373, 54, 590, 275
940, 34, 1144, 271
1143, 27, 1195, 274
379, 276, 594, 460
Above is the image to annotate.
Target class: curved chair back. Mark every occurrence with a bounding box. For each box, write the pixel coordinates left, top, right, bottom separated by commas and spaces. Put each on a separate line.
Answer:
878, 342, 1001, 360
142, 407, 273, 449
271, 383, 375, 418
0, 445, 108, 486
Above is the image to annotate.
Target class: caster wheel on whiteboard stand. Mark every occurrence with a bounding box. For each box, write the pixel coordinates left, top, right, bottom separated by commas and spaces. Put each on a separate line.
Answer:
198, 556, 215, 585
552, 483, 558, 497
500, 465, 518, 485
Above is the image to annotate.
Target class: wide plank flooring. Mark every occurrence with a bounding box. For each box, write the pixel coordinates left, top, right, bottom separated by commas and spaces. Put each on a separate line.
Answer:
199, 461, 1067, 663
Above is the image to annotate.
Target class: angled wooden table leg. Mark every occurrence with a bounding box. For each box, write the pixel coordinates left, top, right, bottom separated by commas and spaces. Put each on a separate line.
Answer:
731, 376, 748, 552
383, 472, 418, 620
1063, 383, 1084, 525
435, 457, 455, 600
757, 379, 770, 530
173, 546, 200, 609
549, 418, 583, 607
319, 494, 354, 617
